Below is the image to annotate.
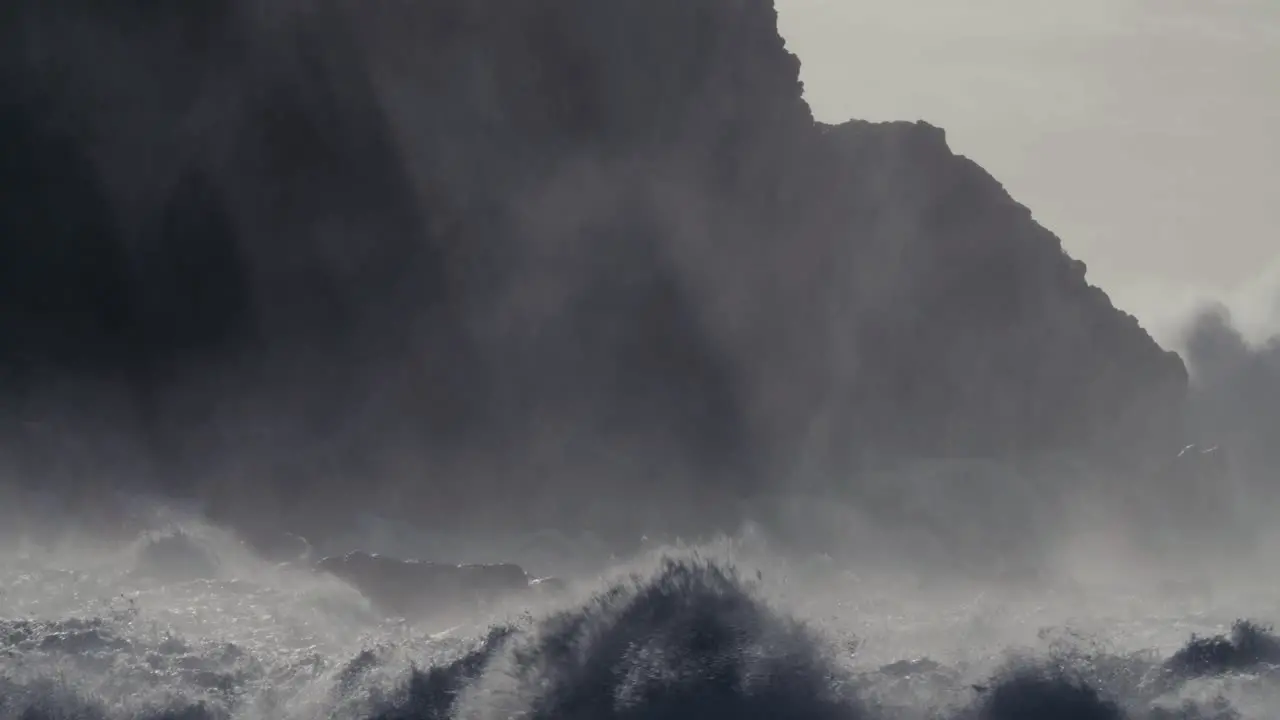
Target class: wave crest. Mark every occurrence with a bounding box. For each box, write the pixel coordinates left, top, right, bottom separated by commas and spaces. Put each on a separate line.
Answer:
368, 558, 858, 720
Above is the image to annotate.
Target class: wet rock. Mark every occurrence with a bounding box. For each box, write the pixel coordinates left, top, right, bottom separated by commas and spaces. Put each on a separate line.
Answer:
314, 551, 537, 617
131, 530, 220, 583
238, 529, 313, 566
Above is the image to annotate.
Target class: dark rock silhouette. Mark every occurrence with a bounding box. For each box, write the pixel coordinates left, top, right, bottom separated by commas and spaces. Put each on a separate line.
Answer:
239, 529, 314, 566
1, 0, 1187, 545
131, 530, 221, 583
800, 120, 1186, 472
315, 551, 544, 617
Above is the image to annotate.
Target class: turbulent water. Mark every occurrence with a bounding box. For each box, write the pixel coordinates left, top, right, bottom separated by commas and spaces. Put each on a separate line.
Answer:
3, 518, 1280, 720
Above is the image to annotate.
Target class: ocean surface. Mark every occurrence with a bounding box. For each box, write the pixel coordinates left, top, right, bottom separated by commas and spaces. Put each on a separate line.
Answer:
2, 514, 1279, 720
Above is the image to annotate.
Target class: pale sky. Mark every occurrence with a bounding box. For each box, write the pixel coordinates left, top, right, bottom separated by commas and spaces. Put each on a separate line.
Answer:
776, 0, 1279, 342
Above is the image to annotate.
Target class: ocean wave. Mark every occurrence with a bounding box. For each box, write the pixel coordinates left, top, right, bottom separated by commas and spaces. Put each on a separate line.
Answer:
3, 542, 1279, 720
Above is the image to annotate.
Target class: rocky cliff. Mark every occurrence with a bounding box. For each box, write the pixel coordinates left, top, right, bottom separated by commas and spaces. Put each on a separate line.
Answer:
0, 0, 1187, 540
802, 120, 1188, 470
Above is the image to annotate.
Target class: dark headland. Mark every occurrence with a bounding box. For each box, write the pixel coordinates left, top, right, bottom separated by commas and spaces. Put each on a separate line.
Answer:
0, 0, 1192, 556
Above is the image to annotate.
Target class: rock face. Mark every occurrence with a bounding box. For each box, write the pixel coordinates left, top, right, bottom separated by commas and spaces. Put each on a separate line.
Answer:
315, 551, 537, 617
1, 0, 1186, 540
795, 120, 1188, 472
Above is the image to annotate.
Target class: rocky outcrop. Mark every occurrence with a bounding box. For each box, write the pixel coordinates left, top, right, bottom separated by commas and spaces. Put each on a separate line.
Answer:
131, 530, 222, 583
1, 0, 1187, 540
239, 529, 314, 566
315, 551, 556, 617
790, 120, 1188, 472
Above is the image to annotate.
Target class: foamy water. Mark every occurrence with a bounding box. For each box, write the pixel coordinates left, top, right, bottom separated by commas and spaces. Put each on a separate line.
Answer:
2, 523, 1279, 720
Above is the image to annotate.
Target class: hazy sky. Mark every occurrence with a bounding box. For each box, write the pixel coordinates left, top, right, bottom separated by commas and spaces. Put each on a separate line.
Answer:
776, 0, 1279, 342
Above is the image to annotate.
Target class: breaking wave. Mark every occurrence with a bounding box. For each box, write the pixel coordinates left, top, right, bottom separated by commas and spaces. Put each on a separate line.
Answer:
3, 526, 1280, 720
